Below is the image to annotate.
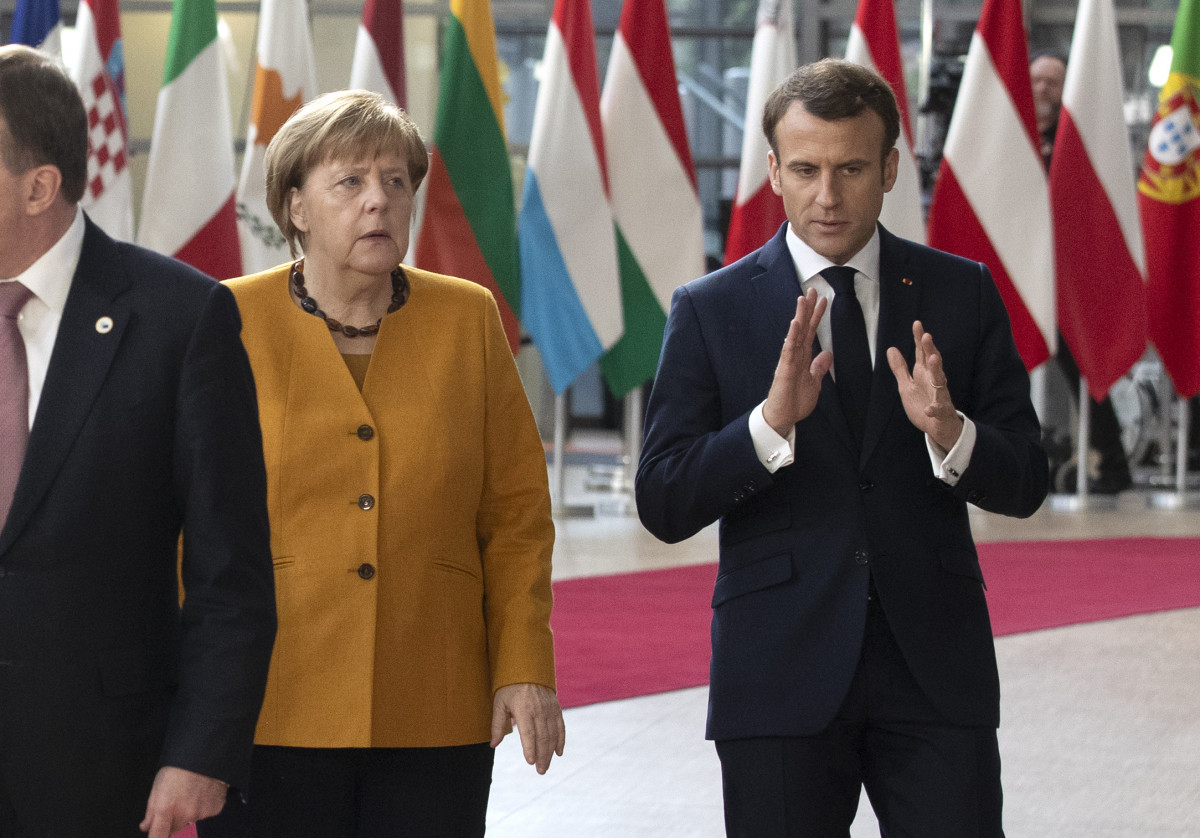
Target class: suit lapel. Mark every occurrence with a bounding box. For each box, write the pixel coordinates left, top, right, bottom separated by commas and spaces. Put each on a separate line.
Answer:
0, 219, 132, 555
861, 226, 920, 465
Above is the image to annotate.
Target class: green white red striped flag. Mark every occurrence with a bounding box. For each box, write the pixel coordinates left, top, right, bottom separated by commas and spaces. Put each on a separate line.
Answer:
138, 0, 242, 279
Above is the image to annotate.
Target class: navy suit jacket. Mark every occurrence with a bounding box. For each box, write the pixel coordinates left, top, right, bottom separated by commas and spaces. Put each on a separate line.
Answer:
636, 223, 1047, 740
0, 218, 276, 796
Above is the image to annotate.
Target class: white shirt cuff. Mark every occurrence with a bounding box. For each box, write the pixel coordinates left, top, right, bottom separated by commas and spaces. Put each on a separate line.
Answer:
927, 412, 976, 485
750, 402, 795, 473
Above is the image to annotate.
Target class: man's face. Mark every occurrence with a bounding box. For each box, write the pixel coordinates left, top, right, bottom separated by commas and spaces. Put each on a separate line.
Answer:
1030, 56, 1066, 133
0, 118, 29, 279
767, 102, 898, 266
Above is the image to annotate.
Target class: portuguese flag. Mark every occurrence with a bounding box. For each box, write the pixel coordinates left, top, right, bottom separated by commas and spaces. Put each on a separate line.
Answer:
414, 0, 521, 352
1139, 0, 1200, 397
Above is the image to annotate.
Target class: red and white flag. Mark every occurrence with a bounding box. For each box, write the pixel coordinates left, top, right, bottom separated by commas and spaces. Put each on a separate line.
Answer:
927, 0, 1055, 370
1050, 0, 1145, 399
724, 0, 794, 265
350, 0, 406, 107
69, 0, 133, 241
845, 0, 924, 243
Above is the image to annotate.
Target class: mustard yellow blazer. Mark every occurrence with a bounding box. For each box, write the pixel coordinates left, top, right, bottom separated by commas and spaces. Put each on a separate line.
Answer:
227, 263, 556, 749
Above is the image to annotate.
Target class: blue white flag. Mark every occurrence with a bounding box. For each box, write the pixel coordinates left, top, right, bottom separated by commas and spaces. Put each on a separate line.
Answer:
10, 0, 62, 55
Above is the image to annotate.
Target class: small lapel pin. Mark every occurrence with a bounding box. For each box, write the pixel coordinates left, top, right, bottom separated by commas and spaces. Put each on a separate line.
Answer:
95, 316, 113, 334
901, 277, 913, 286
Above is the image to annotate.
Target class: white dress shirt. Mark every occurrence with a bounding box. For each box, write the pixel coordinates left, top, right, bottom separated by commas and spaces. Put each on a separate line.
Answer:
1, 207, 85, 428
748, 223, 976, 485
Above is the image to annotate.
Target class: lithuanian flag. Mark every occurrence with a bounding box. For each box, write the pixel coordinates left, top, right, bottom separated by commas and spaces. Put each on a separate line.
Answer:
414, 0, 520, 352
1139, 0, 1200, 397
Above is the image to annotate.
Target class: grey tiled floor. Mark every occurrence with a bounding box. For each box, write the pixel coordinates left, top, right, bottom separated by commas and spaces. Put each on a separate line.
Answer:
486, 461, 1200, 836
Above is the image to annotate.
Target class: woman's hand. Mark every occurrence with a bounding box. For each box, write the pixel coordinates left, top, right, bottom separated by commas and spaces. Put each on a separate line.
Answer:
490, 683, 566, 774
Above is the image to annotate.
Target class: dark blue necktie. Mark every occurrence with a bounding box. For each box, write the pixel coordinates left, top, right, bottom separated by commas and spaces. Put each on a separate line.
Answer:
823, 266, 871, 448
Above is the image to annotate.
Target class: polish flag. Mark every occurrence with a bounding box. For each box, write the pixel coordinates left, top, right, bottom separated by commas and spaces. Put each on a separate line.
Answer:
349, 0, 405, 108
518, 0, 622, 394
845, 0, 925, 243
927, 0, 1055, 370
1050, 0, 1145, 399
724, 0, 794, 265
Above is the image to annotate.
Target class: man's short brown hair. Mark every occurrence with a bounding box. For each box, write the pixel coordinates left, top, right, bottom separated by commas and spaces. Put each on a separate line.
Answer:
762, 58, 901, 166
0, 45, 88, 203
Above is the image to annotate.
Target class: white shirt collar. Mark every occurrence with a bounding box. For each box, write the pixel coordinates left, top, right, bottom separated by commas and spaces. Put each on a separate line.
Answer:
783, 223, 881, 286
8, 206, 85, 317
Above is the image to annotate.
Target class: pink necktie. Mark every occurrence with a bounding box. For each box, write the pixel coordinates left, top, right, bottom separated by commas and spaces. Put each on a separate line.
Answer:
0, 281, 33, 529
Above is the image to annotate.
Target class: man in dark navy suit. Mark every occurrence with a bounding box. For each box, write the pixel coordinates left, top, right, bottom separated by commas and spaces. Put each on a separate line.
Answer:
637, 59, 1048, 837
0, 45, 275, 838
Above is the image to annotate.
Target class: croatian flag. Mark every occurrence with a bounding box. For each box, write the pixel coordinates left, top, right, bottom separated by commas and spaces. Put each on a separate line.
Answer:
518, 0, 622, 395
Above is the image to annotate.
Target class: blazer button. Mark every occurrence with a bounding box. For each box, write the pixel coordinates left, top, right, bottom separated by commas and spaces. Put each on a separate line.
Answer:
358, 493, 375, 510
357, 563, 376, 580
854, 550, 869, 565
356, 424, 375, 441
859, 480, 874, 492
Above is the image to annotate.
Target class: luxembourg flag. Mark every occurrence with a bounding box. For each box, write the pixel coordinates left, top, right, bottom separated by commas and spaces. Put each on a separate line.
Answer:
845, 0, 925, 243
518, 0, 622, 395
1050, 0, 1146, 400
724, 0, 794, 265
236, 0, 318, 273
349, 0, 405, 107
69, 0, 134, 241
927, 0, 1055, 370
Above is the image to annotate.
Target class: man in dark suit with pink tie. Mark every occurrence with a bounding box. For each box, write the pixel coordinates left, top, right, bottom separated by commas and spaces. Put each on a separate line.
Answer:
0, 45, 275, 837
637, 59, 1048, 837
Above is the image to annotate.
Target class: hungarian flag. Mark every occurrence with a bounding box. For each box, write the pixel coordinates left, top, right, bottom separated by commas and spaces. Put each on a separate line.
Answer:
139, 0, 242, 280
724, 0, 794, 265
927, 0, 1055, 371
9, 0, 61, 55
1139, 0, 1200, 398
597, 0, 703, 397
518, 0, 622, 395
414, 0, 521, 352
845, 0, 925, 243
69, 0, 134, 241
236, 0, 318, 273
349, 0, 405, 107
1050, 0, 1146, 400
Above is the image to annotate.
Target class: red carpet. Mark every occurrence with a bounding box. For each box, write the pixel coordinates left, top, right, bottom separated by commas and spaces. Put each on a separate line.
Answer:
550, 537, 1200, 709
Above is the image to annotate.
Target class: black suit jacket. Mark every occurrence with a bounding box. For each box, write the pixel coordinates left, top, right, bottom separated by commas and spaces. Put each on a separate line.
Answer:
0, 218, 275, 805
636, 224, 1047, 740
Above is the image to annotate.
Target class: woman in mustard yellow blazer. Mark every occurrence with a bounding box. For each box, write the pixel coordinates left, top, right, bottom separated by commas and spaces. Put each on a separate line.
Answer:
198, 91, 562, 838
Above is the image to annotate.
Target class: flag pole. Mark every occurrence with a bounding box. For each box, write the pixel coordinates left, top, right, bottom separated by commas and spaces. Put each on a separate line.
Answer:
1050, 376, 1115, 509
1148, 391, 1199, 510
552, 391, 594, 518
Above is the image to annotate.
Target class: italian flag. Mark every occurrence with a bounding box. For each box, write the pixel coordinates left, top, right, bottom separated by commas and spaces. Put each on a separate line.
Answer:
414, 0, 521, 352
1139, 0, 1200, 398
599, 0, 704, 397
138, 0, 241, 280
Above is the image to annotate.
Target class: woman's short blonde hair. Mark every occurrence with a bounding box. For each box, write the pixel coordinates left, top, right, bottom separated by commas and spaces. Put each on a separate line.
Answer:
265, 89, 429, 256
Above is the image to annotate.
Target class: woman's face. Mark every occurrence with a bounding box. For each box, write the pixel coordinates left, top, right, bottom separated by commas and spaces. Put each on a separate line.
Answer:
289, 152, 414, 278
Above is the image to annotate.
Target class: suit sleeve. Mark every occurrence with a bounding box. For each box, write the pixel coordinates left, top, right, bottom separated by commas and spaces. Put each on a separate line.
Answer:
164, 281, 276, 789
475, 291, 557, 694
951, 264, 1049, 518
636, 286, 775, 544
